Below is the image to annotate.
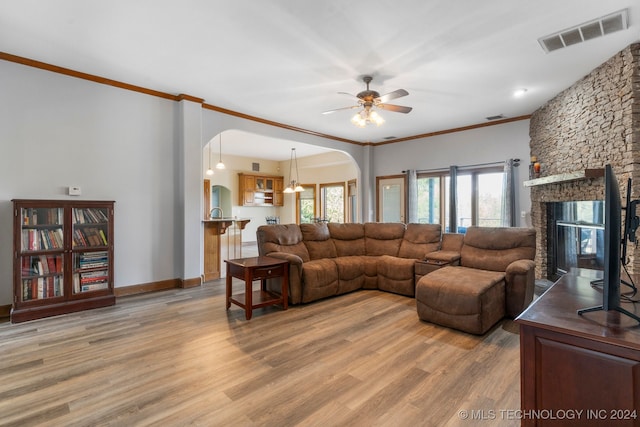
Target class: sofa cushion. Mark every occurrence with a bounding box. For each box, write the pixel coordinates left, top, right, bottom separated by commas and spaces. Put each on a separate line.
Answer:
333, 256, 368, 294
398, 223, 442, 259
328, 223, 365, 256
377, 255, 416, 296
364, 222, 405, 256
441, 233, 464, 252
461, 226, 535, 272
301, 258, 339, 303
257, 224, 310, 262
301, 223, 337, 260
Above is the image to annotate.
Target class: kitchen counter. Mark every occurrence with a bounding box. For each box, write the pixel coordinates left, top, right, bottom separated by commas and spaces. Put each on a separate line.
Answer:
203, 218, 251, 281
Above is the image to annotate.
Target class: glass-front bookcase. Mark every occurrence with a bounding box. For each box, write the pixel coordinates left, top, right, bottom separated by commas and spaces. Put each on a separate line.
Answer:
12, 199, 115, 322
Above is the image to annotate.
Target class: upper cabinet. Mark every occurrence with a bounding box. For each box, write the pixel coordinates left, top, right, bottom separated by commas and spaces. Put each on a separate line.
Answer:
238, 173, 284, 207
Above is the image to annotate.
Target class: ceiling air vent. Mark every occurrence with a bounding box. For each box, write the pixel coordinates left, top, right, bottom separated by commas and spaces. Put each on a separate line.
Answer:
538, 9, 628, 53
486, 114, 506, 121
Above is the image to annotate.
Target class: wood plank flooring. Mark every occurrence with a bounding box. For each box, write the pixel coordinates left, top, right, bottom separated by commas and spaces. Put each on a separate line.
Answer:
0, 278, 522, 426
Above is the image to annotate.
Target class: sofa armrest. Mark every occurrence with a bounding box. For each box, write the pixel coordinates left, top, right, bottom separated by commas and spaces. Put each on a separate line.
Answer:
263, 252, 304, 304
504, 259, 536, 318
265, 252, 302, 268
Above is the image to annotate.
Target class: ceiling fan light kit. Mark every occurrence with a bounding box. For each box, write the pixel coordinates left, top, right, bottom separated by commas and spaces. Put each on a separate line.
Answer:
324, 75, 412, 128
351, 108, 385, 127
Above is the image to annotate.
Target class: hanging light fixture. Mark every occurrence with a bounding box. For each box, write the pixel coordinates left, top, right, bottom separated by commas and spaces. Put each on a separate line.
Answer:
205, 142, 214, 176
351, 105, 385, 128
283, 148, 304, 193
216, 132, 225, 170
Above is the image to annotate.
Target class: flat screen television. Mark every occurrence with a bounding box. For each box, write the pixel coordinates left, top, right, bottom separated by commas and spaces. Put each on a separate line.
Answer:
577, 164, 640, 322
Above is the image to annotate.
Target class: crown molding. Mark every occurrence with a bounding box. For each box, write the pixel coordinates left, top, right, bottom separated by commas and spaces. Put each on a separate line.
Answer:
370, 115, 532, 146
201, 103, 364, 146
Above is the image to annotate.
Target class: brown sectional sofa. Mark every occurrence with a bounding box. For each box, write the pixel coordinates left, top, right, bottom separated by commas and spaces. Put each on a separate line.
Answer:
256, 222, 536, 334
257, 222, 442, 304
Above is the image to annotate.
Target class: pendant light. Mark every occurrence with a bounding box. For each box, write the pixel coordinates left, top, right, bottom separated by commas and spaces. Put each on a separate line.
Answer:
216, 132, 225, 170
283, 148, 304, 193
206, 142, 214, 176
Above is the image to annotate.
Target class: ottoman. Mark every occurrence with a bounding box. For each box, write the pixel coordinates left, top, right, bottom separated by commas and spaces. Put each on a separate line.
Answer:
415, 266, 506, 335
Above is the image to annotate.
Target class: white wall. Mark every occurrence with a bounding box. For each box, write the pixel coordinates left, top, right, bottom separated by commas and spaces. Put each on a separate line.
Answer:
373, 120, 532, 226
0, 60, 179, 305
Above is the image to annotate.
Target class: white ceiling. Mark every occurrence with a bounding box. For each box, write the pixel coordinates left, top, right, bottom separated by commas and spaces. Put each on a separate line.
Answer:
2, 1, 639, 161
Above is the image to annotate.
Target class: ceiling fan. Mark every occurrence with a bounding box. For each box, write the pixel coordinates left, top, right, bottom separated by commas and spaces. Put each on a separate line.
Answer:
322, 75, 412, 127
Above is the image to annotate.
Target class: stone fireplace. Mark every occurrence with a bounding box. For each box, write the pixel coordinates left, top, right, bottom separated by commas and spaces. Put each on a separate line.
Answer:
528, 43, 639, 280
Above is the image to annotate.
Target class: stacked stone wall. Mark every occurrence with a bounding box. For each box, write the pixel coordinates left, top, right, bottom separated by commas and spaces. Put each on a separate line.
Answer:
529, 43, 639, 279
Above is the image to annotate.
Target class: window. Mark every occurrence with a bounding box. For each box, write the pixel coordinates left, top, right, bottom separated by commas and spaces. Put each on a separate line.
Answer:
476, 172, 504, 227
320, 182, 345, 223
296, 184, 316, 224
416, 167, 505, 232
416, 176, 440, 224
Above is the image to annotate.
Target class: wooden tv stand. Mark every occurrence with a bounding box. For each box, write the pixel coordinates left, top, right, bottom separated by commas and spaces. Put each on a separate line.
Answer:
516, 269, 640, 426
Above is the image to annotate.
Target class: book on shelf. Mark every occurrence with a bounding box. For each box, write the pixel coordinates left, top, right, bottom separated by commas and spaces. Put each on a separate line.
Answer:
74, 271, 108, 292
46, 255, 56, 274
23, 276, 63, 300
80, 282, 109, 292
73, 227, 107, 247
21, 228, 64, 251
73, 208, 108, 224
98, 229, 108, 245
21, 255, 63, 277
77, 251, 108, 269
21, 208, 63, 226
80, 270, 108, 284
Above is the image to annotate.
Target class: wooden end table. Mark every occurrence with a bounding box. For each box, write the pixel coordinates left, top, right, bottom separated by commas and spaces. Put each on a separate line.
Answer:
225, 256, 289, 320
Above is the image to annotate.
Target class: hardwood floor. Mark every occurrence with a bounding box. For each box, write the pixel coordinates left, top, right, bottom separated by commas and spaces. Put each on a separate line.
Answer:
0, 269, 522, 426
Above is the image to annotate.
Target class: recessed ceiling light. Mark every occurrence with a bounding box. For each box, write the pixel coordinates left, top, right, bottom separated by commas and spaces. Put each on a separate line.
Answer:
514, 88, 528, 97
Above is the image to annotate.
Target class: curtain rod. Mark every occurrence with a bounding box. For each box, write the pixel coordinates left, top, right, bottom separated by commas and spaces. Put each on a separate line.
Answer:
404, 159, 520, 174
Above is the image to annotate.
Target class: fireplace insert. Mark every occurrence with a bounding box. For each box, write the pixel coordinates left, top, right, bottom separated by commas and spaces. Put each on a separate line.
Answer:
549, 200, 604, 280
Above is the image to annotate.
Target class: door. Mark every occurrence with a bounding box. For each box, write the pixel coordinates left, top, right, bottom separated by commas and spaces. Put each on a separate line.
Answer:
377, 176, 405, 222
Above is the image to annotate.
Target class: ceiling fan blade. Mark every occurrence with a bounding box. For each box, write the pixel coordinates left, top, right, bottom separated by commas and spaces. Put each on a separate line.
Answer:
378, 103, 412, 114
337, 91, 361, 100
322, 105, 359, 115
377, 89, 409, 103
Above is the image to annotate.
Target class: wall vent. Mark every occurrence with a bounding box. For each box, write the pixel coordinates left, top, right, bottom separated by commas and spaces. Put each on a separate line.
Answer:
538, 9, 628, 53
486, 114, 506, 121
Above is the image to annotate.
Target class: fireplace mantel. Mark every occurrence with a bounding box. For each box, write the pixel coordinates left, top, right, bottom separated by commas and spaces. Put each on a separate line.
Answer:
523, 168, 604, 187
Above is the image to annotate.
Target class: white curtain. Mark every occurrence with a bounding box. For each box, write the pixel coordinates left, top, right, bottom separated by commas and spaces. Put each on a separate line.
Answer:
407, 169, 418, 224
